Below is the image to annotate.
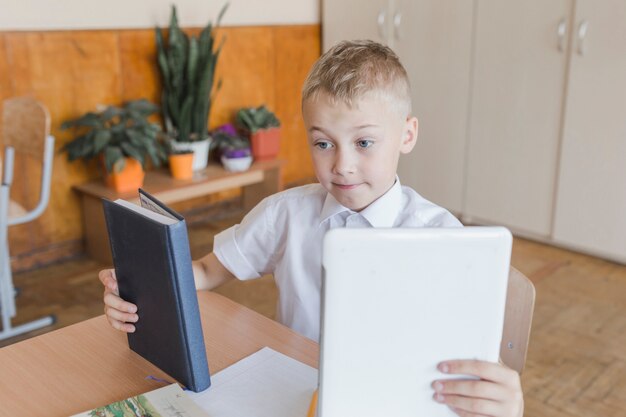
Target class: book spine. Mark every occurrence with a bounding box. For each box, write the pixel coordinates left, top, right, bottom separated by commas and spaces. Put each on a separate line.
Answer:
166, 221, 211, 392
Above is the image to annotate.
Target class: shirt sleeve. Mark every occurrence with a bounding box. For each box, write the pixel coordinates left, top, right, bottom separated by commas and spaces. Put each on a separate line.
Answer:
213, 196, 278, 280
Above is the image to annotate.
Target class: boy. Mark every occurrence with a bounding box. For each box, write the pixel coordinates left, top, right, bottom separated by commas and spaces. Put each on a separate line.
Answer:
101, 40, 523, 417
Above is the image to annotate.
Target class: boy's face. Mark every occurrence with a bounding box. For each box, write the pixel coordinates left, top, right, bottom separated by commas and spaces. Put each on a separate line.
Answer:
303, 90, 418, 212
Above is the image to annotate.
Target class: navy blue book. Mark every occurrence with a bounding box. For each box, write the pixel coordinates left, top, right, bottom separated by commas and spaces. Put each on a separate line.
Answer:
102, 189, 211, 392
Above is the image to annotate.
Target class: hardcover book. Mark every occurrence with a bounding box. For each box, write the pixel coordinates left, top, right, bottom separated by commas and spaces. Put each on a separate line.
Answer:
102, 189, 211, 392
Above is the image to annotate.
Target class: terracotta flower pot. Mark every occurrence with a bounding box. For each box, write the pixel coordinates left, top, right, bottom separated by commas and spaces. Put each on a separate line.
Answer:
104, 157, 145, 193
169, 137, 212, 171
250, 127, 280, 161
169, 153, 194, 180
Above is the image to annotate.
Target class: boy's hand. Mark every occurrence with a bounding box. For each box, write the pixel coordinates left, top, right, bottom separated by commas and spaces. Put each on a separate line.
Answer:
99, 269, 138, 333
432, 359, 523, 417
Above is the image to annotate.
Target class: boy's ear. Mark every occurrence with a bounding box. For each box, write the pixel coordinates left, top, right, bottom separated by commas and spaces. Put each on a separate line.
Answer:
400, 116, 418, 154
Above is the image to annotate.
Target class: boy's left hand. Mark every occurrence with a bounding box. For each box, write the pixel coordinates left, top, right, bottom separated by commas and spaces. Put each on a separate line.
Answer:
432, 359, 523, 417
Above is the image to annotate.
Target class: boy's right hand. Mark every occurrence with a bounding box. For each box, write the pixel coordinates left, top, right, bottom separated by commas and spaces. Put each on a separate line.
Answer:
99, 269, 138, 333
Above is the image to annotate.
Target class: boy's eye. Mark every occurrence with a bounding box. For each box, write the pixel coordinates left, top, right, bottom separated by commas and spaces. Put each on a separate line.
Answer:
356, 139, 373, 149
315, 141, 333, 150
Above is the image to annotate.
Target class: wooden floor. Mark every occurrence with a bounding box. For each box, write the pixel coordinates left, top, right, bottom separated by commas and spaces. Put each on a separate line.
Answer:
2, 215, 625, 417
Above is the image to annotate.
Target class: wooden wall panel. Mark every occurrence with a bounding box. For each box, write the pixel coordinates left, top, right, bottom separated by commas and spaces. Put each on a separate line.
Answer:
0, 35, 13, 97
118, 30, 160, 103
0, 25, 319, 272
212, 27, 276, 127
273, 25, 319, 184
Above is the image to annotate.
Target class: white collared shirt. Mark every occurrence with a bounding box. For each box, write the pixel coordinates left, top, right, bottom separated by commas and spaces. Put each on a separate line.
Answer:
213, 179, 462, 341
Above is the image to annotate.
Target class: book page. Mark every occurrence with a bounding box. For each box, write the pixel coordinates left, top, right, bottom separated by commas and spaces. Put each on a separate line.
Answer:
113, 199, 178, 225
188, 347, 318, 417
71, 383, 208, 417
139, 192, 177, 220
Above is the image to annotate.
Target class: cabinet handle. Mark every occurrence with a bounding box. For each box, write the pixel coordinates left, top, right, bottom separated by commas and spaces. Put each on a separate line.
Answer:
557, 18, 566, 52
577, 20, 589, 55
377, 9, 387, 40
393, 12, 402, 40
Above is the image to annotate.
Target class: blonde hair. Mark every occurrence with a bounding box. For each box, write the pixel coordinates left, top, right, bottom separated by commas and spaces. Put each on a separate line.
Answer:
302, 40, 412, 116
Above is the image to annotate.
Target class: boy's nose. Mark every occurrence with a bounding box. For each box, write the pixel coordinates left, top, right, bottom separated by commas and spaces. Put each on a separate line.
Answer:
332, 150, 356, 175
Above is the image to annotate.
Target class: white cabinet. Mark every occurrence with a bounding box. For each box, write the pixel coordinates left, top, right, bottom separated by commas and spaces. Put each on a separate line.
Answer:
323, 1, 390, 47
323, 0, 474, 213
394, 1, 473, 214
464, 0, 572, 237
553, 0, 626, 261
465, 0, 626, 262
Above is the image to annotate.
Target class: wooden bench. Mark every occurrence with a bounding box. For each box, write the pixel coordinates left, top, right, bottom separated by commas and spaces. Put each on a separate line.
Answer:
73, 160, 283, 264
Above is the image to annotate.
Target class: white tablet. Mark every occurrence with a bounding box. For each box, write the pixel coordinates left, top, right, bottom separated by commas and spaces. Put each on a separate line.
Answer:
318, 227, 512, 417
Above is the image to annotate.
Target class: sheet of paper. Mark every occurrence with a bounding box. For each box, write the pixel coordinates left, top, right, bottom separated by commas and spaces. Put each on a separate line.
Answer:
72, 383, 208, 417
188, 347, 318, 417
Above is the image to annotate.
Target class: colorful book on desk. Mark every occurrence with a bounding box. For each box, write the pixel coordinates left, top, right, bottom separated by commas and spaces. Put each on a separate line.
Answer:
102, 189, 211, 392
71, 383, 209, 417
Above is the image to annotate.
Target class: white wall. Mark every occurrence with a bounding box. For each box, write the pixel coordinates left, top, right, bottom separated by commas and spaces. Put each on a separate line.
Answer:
0, 0, 320, 30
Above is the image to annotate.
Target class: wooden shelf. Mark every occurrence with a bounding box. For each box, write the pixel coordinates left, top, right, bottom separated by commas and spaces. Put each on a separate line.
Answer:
73, 160, 284, 264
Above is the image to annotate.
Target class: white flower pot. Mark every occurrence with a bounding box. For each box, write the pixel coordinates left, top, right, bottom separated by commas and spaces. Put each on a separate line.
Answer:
221, 155, 253, 172
170, 137, 211, 171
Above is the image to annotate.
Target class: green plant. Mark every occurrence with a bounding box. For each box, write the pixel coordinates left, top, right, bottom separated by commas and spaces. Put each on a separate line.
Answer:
61, 99, 167, 173
155, 4, 228, 142
235, 105, 281, 133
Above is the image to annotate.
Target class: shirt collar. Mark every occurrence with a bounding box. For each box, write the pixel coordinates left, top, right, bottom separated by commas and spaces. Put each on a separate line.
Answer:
319, 177, 403, 227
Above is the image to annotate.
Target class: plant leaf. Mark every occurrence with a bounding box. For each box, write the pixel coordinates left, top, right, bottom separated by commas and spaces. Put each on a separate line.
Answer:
216, 2, 229, 26
61, 112, 102, 129
120, 141, 145, 166
93, 129, 112, 154
104, 146, 123, 173
125, 99, 159, 116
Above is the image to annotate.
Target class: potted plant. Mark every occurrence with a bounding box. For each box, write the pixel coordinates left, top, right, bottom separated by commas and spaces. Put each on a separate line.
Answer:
235, 105, 281, 161
61, 99, 167, 193
221, 147, 253, 172
211, 124, 252, 172
168, 149, 195, 180
155, 4, 228, 171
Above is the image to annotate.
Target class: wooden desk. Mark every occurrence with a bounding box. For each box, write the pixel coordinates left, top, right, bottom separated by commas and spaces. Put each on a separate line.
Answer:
0, 292, 318, 416
73, 160, 283, 264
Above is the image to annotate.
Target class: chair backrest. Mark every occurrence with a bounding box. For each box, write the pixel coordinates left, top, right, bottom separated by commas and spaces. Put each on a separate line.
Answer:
500, 267, 536, 374
2, 96, 50, 158
1, 96, 54, 222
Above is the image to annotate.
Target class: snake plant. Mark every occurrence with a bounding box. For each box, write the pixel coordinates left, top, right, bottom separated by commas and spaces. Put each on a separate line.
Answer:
155, 4, 228, 142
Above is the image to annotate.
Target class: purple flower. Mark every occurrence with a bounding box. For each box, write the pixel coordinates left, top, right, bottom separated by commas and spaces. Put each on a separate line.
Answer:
215, 123, 238, 136
223, 148, 251, 158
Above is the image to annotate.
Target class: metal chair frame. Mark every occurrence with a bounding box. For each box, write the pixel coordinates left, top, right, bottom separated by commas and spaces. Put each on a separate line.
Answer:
0, 97, 56, 341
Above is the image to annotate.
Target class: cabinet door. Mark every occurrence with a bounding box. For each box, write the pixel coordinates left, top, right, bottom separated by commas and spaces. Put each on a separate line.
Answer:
322, 0, 390, 51
553, 0, 626, 262
464, 0, 572, 235
395, 0, 474, 213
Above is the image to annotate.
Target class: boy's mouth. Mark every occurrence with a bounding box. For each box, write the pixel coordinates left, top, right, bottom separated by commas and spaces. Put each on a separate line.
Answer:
333, 183, 361, 190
